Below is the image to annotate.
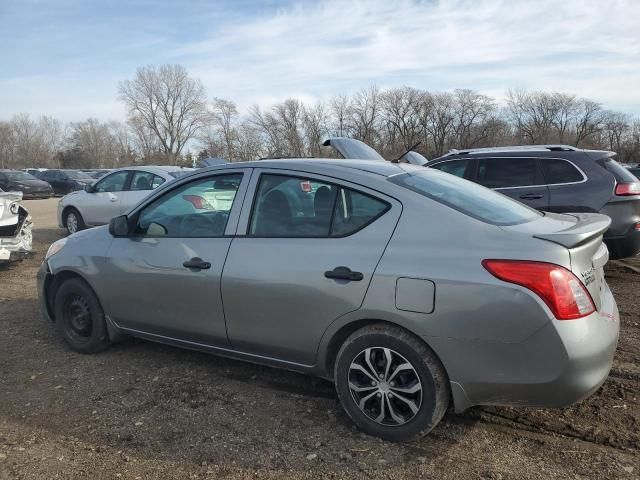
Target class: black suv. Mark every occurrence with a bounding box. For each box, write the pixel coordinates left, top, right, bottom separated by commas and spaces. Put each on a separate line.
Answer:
426, 145, 640, 259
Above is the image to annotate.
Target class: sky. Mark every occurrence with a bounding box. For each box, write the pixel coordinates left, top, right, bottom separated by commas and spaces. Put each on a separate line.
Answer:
1, 0, 640, 122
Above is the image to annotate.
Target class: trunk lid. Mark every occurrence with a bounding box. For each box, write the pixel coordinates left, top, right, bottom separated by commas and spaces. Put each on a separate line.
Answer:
506, 212, 611, 311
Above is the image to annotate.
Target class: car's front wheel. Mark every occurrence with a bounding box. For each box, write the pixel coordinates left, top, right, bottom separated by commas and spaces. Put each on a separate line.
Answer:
54, 278, 111, 354
334, 324, 450, 441
64, 208, 85, 235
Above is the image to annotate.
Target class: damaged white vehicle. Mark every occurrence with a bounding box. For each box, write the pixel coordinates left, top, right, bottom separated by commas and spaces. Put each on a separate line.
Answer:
0, 190, 33, 263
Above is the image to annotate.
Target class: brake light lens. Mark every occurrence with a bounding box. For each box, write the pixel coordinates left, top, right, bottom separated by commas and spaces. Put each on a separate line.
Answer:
482, 260, 595, 320
182, 194, 212, 210
615, 182, 640, 196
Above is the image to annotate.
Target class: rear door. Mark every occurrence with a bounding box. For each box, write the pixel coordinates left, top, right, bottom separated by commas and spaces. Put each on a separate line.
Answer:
118, 171, 166, 214
474, 157, 550, 210
83, 170, 130, 225
222, 170, 401, 365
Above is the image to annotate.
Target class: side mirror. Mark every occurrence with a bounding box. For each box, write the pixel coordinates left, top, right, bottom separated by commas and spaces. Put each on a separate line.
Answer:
109, 215, 130, 237
84, 184, 93, 193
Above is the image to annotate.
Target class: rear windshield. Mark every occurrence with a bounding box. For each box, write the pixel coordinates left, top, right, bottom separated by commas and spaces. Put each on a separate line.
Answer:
599, 156, 638, 182
389, 170, 542, 226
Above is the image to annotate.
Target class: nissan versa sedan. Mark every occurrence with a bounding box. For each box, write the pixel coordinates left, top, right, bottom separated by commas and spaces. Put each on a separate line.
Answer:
38, 159, 619, 441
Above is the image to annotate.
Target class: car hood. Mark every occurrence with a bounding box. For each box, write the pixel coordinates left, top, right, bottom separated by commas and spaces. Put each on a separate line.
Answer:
0, 191, 23, 203
322, 137, 385, 161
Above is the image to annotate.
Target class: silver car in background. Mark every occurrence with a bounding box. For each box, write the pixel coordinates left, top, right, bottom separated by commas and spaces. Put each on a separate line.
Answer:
38, 159, 619, 441
57, 165, 193, 234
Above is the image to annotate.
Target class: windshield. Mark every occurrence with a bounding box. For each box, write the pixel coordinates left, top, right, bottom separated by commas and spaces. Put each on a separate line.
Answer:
389, 169, 542, 226
5, 171, 38, 181
66, 170, 93, 180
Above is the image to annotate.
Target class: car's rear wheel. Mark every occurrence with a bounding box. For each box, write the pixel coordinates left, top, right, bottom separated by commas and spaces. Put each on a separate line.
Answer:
54, 278, 111, 354
64, 208, 85, 235
334, 324, 450, 441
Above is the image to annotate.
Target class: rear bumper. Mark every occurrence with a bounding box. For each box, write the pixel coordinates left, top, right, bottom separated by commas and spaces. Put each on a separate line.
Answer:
604, 226, 640, 259
431, 283, 619, 412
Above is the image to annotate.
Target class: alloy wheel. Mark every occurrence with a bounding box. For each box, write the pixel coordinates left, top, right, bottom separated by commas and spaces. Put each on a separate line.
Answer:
348, 347, 422, 426
67, 212, 78, 234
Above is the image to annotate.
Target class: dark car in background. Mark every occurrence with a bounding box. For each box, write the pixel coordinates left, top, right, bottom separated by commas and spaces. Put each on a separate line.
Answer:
427, 145, 640, 259
0, 169, 53, 199
37, 169, 95, 196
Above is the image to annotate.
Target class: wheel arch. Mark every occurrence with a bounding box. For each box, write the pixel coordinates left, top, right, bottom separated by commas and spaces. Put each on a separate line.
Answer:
46, 270, 96, 322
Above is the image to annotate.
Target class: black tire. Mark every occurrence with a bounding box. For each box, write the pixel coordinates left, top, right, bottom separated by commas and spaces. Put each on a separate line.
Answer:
53, 277, 111, 354
64, 207, 86, 235
334, 323, 450, 441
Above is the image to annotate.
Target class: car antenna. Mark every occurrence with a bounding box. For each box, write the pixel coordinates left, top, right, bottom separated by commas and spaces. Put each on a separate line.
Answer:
392, 142, 422, 163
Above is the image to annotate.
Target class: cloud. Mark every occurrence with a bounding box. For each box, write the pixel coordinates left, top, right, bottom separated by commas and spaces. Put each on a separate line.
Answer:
1, 0, 640, 120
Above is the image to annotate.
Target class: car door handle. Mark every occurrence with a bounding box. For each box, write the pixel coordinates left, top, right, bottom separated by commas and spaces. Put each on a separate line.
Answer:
519, 193, 543, 200
108, 194, 118, 202
183, 257, 211, 270
324, 266, 364, 281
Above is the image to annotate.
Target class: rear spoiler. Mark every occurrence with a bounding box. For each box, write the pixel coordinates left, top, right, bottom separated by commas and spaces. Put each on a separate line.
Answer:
534, 213, 611, 248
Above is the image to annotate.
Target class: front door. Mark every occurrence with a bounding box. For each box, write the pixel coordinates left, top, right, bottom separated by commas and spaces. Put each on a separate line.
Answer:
101, 170, 249, 346
222, 171, 401, 365
83, 170, 130, 225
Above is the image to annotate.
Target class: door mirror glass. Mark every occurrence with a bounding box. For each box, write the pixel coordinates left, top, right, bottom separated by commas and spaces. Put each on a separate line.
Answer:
109, 215, 130, 237
84, 184, 93, 193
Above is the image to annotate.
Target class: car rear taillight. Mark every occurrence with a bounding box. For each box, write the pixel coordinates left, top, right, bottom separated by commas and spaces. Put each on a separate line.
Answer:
182, 194, 212, 209
482, 260, 595, 320
615, 182, 640, 196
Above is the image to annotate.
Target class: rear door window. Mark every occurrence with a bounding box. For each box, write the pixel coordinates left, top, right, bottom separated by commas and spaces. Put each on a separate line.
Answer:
131, 171, 165, 191
249, 174, 389, 237
476, 157, 537, 188
540, 159, 584, 184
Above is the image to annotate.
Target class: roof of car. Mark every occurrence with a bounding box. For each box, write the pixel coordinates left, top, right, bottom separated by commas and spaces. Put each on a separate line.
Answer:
429, 145, 615, 163
202, 158, 406, 178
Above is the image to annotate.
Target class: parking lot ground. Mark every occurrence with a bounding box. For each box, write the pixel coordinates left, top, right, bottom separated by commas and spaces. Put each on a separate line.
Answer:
0, 198, 638, 479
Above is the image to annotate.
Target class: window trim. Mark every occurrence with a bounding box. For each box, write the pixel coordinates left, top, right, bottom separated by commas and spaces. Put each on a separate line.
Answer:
245, 171, 391, 239
127, 171, 248, 239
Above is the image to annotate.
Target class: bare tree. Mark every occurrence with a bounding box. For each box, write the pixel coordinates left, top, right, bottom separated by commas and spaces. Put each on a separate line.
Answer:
0, 122, 14, 169
118, 65, 211, 164
452, 89, 497, 148
69, 118, 117, 168
381, 87, 423, 156
348, 86, 381, 148
574, 98, 603, 147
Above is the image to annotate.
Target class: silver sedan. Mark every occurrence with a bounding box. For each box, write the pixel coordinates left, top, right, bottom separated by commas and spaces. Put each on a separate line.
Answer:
38, 159, 619, 441
57, 165, 193, 234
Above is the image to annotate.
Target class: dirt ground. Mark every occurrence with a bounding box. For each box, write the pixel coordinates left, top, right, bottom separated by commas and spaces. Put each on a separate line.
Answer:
0, 198, 638, 479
